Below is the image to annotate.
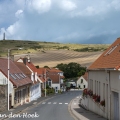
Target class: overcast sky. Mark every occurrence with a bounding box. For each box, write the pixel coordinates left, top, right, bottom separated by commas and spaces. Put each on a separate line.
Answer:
0, 0, 120, 44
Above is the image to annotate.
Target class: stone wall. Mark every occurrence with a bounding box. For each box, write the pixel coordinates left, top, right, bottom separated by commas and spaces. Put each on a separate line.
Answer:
0, 85, 7, 112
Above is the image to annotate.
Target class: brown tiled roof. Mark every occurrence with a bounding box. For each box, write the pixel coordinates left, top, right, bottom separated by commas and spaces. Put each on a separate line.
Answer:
82, 72, 88, 81
14, 62, 31, 79
15, 62, 41, 84
46, 68, 65, 79
47, 74, 60, 83
17, 58, 45, 82
88, 38, 120, 70
47, 68, 62, 73
0, 58, 32, 87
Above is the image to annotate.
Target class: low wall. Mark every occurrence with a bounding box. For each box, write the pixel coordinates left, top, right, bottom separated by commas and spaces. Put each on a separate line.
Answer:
0, 85, 7, 112
88, 96, 107, 118
80, 96, 88, 110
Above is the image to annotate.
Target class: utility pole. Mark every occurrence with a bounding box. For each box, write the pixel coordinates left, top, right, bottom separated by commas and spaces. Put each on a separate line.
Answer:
8, 49, 10, 110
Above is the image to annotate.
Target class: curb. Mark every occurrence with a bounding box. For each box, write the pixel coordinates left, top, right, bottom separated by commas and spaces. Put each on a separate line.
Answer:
68, 99, 81, 120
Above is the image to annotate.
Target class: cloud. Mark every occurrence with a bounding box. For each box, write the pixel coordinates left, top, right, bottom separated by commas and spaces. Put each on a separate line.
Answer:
15, 10, 23, 18
0, 0, 120, 44
26, 0, 52, 14
60, 0, 77, 11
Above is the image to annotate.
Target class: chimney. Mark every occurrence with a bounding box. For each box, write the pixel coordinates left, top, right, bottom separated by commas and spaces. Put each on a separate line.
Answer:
27, 54, 31, 63
23, 58, 27, 65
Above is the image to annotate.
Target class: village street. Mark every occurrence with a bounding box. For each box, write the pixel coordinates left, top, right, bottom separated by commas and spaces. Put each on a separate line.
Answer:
8, 91, 82, 120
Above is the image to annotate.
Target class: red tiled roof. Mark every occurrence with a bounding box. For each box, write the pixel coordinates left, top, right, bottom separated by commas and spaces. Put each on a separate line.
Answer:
0, 58, 32, 87
47, 68, 62, 73
47, 74, 60, 83
26, 62, 37, 72
36, 68, 46, 82
36, 68, 46, 74
82, 72, 88, 81
88, 38, 120, 70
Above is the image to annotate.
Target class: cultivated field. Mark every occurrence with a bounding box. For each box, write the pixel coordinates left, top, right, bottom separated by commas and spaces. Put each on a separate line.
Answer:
0, 40, 108, 68
14, 50, 102, 68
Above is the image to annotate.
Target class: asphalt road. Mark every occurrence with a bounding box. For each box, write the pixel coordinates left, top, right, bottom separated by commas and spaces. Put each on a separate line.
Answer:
8, 91, 82, 120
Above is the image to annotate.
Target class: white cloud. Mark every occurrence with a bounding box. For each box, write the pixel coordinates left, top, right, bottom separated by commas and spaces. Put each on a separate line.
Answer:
70, 0, 120, 17
0, 21, 20, 40
15, 10, 23, 18
26, 0, 52, 14
60, 0, 77, 11
6, 23, 18, 35
110, 0, 120, 10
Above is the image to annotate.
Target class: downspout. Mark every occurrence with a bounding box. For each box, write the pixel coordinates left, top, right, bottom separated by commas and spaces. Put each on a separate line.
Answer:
87, 70, 90, 111
108, 70, 111, 120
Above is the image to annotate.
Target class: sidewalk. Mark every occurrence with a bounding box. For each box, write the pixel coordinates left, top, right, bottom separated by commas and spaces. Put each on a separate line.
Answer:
70, 96, 107, 120
0, 94, 57, 120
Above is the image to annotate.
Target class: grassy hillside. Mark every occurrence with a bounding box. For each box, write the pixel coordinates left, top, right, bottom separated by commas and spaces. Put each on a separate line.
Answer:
0, 39, 110, 57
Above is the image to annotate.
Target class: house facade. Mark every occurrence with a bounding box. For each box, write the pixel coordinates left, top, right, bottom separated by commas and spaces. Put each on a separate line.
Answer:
0, 58, 32, 109
84, 38, 120, 120
76, 72, 88, 89
46, 68, 65, 93
16, 57, 43, 101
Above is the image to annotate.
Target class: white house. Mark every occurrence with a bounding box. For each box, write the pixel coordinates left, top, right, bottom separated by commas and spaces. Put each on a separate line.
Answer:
16, 57, 43, 101
0, 58, 32, 109
46, 68, 65, 93
76, 72, 88, 89
81, 38, 120, 120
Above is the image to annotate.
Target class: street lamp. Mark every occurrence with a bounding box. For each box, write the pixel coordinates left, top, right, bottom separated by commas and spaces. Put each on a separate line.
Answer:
8, 49, 10, 111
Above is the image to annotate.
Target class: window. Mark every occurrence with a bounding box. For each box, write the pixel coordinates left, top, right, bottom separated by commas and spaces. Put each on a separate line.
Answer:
81, 79, 83, 83
103, 83, 105, 100
48, 79, 51, 86
10, 74, 17, 80
14, 74, 21, 79
99, 82, 100, 95
97, 81, 98, 95
95, 80, 96, 94
19, 73, 25, 78
22, 73, 27, 77
104, 44, 119, 56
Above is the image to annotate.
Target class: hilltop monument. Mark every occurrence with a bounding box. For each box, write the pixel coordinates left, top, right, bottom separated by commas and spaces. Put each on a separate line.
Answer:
3, 33, 5, 40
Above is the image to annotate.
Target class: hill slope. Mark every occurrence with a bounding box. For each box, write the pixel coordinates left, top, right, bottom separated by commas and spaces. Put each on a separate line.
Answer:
14, 50, 102, 68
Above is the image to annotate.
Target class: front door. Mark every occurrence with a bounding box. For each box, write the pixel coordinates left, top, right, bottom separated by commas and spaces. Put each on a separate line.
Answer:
55, 87, 58, 93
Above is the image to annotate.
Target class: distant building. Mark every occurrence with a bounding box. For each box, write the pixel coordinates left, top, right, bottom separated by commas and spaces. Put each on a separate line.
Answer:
76, 72, 88, 89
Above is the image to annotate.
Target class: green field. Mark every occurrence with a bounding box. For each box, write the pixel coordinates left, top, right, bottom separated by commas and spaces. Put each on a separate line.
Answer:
0, 39, 110, 57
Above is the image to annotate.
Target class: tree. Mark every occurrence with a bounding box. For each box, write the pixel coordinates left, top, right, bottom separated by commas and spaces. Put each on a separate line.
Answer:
44, 66, 49, 68
35, 65, 39, 69
56, 62, 86, 79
